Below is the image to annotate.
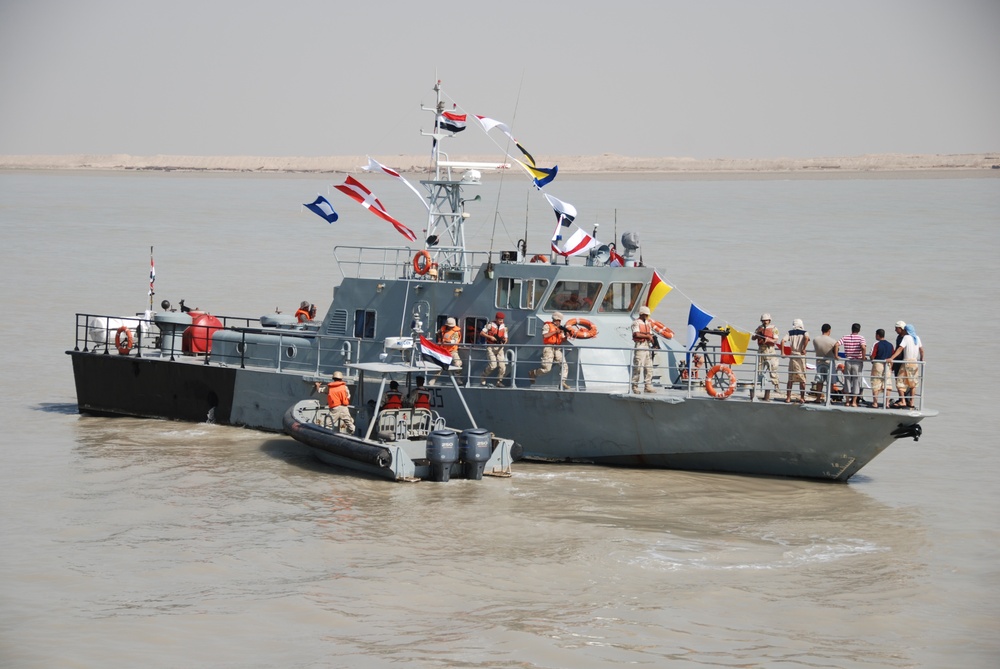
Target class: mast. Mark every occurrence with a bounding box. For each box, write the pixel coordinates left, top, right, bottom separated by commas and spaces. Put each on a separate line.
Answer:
419, 80, 474, 276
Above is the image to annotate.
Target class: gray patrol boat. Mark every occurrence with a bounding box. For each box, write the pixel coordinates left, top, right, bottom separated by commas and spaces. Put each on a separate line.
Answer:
68, 81, 934, 481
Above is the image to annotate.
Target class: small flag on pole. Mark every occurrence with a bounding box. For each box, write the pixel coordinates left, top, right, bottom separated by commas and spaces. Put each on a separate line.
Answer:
148, 247, 155, 297
304, 195, 339, 223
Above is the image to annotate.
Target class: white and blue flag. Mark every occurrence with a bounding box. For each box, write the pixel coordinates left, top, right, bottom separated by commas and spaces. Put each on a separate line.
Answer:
304, 195, 339, 223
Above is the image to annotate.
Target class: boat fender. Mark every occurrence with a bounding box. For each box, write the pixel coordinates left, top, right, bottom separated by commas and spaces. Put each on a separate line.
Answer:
529, 254, 548, 263
705, 364, 737, 399
114, 326, 134, 355
413, 250, 432, 276
565, 318, 598, 339
649, 320, 674, 339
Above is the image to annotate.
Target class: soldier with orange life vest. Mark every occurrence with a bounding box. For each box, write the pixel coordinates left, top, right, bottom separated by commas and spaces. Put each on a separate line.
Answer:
437, 317, 462, 370
380, 380, 404, 410
295, 301, 316, 323
406, 375, 431, 410
631, 305, 656, 394
529, 312, 574, 390
480, 311, 508, 386
314, 371, 354, 433
752, 312, 780, 401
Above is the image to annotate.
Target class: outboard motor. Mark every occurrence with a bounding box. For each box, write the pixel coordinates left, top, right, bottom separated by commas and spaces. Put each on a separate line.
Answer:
426, 430, 459, 482
459, 428, 492, 480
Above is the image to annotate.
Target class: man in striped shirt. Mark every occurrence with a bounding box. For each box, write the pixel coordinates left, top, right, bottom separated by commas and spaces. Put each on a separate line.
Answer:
838, 323, 867, 407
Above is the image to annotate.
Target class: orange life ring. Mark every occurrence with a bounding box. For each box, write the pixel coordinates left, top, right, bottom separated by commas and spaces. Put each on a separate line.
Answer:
115, 326, 134, 355
413, 250, 432, 276
705, 364, 737, 399
649, 320, 673, 339
565, 318, 598, 339
529, 254, 548, 263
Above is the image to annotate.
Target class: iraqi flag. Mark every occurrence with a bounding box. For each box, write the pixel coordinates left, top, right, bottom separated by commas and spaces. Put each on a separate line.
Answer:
334, 175, 417, 242
438, 111, 467, 133
419, 335, 453, 369
304, 195, 339, 223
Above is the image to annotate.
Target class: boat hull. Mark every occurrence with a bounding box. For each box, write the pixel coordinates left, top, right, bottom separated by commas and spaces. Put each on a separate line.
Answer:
68, 349, 928, 481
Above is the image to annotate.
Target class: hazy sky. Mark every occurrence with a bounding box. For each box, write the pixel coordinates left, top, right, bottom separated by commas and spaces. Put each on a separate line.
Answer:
1, 0, 998, 159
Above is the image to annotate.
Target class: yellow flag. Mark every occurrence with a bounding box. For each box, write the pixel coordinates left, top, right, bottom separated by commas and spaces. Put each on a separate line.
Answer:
723, 327, 752, 365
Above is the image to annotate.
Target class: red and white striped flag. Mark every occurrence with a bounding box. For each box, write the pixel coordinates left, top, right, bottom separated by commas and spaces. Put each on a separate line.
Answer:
334, 175, 417, 242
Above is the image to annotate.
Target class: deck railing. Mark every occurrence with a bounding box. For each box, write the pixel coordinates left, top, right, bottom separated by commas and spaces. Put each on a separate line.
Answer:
72, 312, 925, 410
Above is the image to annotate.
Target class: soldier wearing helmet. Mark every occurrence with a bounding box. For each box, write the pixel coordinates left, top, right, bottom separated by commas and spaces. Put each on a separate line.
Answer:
631, 305, 656, 394
753, 312, 780, 401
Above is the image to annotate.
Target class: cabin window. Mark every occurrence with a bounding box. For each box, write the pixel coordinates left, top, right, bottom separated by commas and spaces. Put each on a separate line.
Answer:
599, 282, 645, 313
496, 277, 548, 311
544, 281, 602, 312
354, 309, 376, 339
464, 316, 488, 345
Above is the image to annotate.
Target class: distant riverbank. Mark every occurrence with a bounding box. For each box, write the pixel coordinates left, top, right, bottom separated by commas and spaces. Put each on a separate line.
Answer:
2, 152, 998, 175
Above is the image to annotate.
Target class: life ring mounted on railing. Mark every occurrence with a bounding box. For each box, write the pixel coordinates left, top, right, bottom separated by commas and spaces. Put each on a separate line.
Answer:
705, 364, 737, 399
114, 326, 134, 355
649, 320, 674, 339
413, 250, 432, 276
565, 318, 598, 339
529, 254, 548, 263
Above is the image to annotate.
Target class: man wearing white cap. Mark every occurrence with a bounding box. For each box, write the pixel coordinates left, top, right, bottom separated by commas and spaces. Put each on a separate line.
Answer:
529, 312, 574, 389
314, 371, 354, 433
631, 306, 656, 394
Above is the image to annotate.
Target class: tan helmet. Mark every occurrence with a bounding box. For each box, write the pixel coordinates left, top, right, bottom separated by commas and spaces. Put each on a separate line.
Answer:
760, 313, 771, 322
446, 317, 456, 327
639, 306, 651, 316
552, 312, 564, 321
332, 371, 343, 380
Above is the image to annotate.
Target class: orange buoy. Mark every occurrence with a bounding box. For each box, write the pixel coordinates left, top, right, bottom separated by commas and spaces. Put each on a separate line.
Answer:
114, 326, 134, 355
705, 364, 737, 399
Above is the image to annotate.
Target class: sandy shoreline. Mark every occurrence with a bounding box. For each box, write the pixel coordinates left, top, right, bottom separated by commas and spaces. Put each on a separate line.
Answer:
2, 152, 998, 175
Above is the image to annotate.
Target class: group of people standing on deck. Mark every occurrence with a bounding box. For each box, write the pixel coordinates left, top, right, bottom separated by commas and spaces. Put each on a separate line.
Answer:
753, 313, 925, 408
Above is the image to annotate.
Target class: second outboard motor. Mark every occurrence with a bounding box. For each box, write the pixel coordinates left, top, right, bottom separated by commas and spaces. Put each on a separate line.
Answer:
426, 430, 459, 482
459, 428, 492, 480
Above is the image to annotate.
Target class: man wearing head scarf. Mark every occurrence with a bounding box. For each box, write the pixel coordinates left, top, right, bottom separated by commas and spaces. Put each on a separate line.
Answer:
782, 319, 810, 403
887, 323, 924, 408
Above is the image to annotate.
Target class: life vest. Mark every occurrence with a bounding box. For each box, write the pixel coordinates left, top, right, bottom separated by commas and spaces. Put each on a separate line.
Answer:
326, 381, 351, 408
439, 325, 461, 353
381, 391, 403, 410
633, 319, 653, 343
481, 322, 507, 344
295, 308, 311, 322
543, 322, 567, 346
412, 389, 431, 410
755, 325, 778, 348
